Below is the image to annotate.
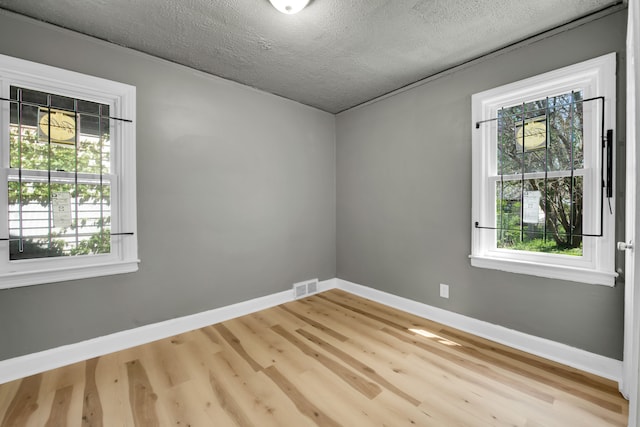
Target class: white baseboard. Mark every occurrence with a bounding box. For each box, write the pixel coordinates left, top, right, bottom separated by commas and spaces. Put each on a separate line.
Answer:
335, 278, 622, 383
0, 276, 621, 386
0, 278, 336, 385
317, 277, 338, 293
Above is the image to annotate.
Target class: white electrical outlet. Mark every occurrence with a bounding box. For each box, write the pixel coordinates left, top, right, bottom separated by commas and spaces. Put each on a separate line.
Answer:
440, 283, 449, 299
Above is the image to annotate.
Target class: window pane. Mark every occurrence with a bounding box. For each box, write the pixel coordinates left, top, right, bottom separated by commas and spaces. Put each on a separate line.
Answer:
496, 180, 522, 245
8, 180, 111, 260
18, 87, 48, 106
77, 113, 111, 174
497, 106, 521, 175
495, 90, 584, 257
496, 177, 583, 256
49, 93, 74, 111
547, 92, 584, 171
8, 86, 113, 260
9, 238, 64, 260
497, 91, 584, 175
9, 86, 110, 174
76, 99, 100, 115
544, 176, 583, 254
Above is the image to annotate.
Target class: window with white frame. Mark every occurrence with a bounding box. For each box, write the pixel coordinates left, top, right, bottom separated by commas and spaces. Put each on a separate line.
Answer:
471, 53, 617, 286
0, 54, 138, 288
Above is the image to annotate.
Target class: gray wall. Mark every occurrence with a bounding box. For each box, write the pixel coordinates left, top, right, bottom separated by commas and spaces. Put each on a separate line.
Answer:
336, 10, 627, 359
0, 11, 336, 360
0, 8, 628, 362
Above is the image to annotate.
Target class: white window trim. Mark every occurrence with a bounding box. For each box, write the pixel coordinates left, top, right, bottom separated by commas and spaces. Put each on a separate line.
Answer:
470, 53, 617, 286
0, 54, 138, 289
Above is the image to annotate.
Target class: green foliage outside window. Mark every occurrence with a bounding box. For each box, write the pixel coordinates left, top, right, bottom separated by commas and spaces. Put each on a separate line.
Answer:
8, 117, 111, 259
496, 91, 584, 256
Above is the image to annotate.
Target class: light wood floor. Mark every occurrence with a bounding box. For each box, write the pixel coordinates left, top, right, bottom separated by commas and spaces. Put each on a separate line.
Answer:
0, 289, 629, 426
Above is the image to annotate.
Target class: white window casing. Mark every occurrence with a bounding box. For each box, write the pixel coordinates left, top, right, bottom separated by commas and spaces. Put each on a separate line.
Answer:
0, 54, 138, 288
470, 53, 617, 286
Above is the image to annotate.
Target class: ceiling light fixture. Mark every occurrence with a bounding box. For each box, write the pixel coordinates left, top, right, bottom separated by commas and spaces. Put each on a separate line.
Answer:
268, 0, 310, 14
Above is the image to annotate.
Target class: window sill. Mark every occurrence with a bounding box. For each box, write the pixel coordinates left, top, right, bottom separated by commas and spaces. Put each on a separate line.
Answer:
469, 255, 617, 286
0, 260, 140, 289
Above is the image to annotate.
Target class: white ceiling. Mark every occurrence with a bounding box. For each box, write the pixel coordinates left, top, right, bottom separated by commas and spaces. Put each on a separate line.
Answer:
0, 0, 623, 113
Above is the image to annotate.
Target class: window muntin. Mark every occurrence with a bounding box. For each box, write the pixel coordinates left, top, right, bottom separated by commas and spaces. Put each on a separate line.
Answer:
471, 53, 616, 286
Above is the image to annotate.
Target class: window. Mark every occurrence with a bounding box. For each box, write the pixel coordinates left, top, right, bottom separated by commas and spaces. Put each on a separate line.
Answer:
0, 54, 138, 288
471, 53, 616, 286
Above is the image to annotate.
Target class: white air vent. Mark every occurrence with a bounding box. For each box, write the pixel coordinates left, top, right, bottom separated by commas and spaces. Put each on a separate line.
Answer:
307, 280, 318, 294
292, 278, 319, 299
294, 282, 307, 299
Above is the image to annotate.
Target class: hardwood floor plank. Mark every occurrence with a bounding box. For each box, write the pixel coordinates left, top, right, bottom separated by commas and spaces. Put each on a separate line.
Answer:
234, 314, 314, 375
245, 371, 318, 427
81, 358, 103, 426
304, 295, 563, 407
207, 350, 313, 427
0, 381, 20, 424
551, 398, 628, 426
299, 368, 418, 427
170, 343, 248, 426
257, 305, 310, 329
53, 362, 86, 427
0, 375, 41, 427
317, 292, 410, 331
213, 323, 264, 372
209, 367, 257, 427
95, 352, 135, 427
292, 299, 419, 362
296, 327, 421, 406
144, 337, 192, 390
126, 359, 160, 427
381, 325, 556, 403
405, 353, 533, 426
300, 295, 566, 407
278, 304, 350, 342
442, 328, 619, 394
228, 315, 295, 368
434, 328, 623, 413
263, 365, 342, 427
44, 385, 73, 427
198, 325, 224, 352
271, 323, 382, 400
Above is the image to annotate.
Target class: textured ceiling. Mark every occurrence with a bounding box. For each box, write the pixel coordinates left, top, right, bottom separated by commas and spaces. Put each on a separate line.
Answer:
0, 0, 623, 113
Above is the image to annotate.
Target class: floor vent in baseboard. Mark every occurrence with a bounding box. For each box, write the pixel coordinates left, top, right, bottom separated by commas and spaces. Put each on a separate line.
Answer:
293, 279, 319, 299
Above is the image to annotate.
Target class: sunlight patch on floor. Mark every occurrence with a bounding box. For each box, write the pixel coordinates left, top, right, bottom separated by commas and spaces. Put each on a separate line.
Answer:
409, 328, 461, 346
